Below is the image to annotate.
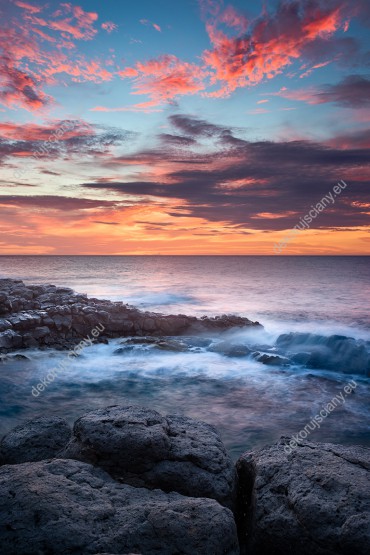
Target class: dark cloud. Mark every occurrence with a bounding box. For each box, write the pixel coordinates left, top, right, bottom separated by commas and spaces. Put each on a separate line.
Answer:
300, 37, 361, 68
135, 221, 173, 226
0, 195, 120, 211
40, 170, 61, 176
81, 114, 370, 231
326, 128, 370, 149
0, 121, 132, 165
0, 55, 51, 111
92, 220, 120, 225
169, 114, 227, 137
316, 75, 370, 107
159, 133, 197, 147
0, 179, 36, 187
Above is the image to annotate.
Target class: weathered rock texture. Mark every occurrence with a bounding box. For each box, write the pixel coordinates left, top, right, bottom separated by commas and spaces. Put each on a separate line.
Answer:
0, 416, 71, 465
0, 406, 369, 555
0, 278, 261, 352
236, 438, 370, 555
61, 405, 236, 509
0, 458, 239, 555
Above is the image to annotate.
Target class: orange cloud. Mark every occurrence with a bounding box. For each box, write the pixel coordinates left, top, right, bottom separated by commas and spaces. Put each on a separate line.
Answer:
0, 195, 368, 255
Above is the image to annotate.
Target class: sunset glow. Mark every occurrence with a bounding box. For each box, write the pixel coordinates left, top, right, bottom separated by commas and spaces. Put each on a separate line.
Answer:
1, 0, 369, 254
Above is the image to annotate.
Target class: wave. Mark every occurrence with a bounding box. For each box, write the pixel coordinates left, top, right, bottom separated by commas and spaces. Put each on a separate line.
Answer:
274, 332, 370, 376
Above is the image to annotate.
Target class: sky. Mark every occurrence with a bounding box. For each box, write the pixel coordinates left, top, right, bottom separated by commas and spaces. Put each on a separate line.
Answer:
0, 0, 369, 255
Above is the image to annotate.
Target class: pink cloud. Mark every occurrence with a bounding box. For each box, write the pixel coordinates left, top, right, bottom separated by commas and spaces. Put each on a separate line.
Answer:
119, 55, 206, 105
90, 100, 162, 113
0, 120, 92, 141
202, 0, 347, 97
26, 4, 98, 41
0, 4, 114, 110
14, 1, 42, 14
139, 19, 162, 32
248, 108, 270, 115
267, 86, 319, 104
101, 21, 118, 33
219, 5, 248, 31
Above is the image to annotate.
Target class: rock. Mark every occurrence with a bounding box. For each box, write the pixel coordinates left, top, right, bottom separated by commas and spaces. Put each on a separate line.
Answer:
0, 278, 262, 353
7, 354, 30, 361
0, 416, 71, 465
0, 319, 11, 332
31, 326, 50, 339
122, 337, 159, 345
0, 458, 239, 555
181, 336, 212, 348
61, 405, 236, 509
0, 329, 22, 349
155, 339, 189, 352
253, 353, 291, 366
209, 341, 251, 357
236, 438, 370, 555
291, 351, 311, 364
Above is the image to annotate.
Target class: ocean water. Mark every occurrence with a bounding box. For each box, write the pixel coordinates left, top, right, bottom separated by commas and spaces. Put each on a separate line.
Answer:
0, 256, 369, 458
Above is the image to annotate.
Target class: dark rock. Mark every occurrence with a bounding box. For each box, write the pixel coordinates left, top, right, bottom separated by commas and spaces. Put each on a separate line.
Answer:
61, 405, 236, 509
236, 438, 370, 555
291, 351, 311, 364
7, 354, 30, 361
254, 353, 291, 366
31, 326, 50, 339
0, 458, 239, 555
0, 278, 262, 353
0, 319, 12, 332
0, 329, 22, 349
181, 336, 213, 348
155, 339, 189, 352
0, 416, 71, 465
209, 341, 252, 357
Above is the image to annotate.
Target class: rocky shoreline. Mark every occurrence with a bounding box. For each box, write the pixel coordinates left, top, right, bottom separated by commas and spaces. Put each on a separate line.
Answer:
0, 405, 369, 554
0, 279, 261, 353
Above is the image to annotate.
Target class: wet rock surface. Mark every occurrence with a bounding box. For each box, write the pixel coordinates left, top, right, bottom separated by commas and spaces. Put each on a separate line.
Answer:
0, 279, 261, 353
236, 438, 370, 555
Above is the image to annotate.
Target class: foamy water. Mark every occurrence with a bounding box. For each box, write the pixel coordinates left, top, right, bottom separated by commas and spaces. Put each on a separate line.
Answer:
0, 256, 369, 457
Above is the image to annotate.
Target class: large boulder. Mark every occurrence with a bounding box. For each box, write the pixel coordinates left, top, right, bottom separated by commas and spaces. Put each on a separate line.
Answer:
0, 458, 239, 555
0, 416, 71, 465
61, 405, 236, 509
236, 438, 370, 555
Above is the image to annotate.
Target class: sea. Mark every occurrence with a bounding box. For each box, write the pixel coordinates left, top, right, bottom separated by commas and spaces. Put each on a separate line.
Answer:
0, 255, 369, 459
